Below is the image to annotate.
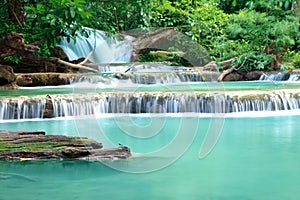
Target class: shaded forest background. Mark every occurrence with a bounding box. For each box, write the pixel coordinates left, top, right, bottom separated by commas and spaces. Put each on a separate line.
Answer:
0, 0, 299, 72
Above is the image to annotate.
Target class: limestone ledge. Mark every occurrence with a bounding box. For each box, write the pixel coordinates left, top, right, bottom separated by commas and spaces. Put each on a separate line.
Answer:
0, 130, 131, 161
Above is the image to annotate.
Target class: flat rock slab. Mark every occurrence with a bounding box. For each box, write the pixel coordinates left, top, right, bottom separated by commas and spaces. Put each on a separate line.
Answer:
0, 130, 131, 161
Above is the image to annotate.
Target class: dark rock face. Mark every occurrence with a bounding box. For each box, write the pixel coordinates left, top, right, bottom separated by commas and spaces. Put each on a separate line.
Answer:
245, 71, 263, 81
0, 32, 39, 58
129, 28, 212, 66
223, 71, 244, 81
43, 95, 54, 118
0, 65, 16, 87
0, 130, 131, 161
16, 73, 75, 86
222, 71, 263, 81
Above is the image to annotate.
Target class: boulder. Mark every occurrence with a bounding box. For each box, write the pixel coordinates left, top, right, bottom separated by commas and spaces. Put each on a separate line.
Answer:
128, 28, 212, 66
16, 73, 75, 86
43, 95, 54, 118
222, 71, 245, 81
203, 61, 218, 71
0, 64, 17, 88
245, 71, 263, 81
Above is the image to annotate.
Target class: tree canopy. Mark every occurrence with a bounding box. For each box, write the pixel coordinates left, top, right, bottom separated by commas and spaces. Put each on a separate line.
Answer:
0, 0, 299, 71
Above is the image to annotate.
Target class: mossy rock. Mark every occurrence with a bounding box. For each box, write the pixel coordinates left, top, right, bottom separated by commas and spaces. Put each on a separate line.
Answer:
0, 130, 131, 160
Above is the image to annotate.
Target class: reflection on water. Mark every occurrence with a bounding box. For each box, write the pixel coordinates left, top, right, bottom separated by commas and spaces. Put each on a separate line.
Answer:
1, 113, 300, 199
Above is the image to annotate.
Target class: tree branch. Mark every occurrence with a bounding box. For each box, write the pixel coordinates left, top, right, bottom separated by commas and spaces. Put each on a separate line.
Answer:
218, 67, 235, 82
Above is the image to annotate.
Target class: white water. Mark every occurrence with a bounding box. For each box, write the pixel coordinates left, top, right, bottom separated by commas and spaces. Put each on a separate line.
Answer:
259, 72, 300, 81
0, 98, 46, 120
49, 91, 300, 116
2, 89, 300, 120
57, 28, 134, 64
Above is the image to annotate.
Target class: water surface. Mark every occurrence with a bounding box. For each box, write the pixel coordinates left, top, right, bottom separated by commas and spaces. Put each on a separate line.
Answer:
1, 113, 300, 199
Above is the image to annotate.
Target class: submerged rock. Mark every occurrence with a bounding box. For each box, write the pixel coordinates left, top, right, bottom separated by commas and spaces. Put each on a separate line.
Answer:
0, 130, 131, 161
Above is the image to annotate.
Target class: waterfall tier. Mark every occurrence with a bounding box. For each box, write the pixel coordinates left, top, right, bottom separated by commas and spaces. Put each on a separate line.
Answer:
57, 28, 133, 63
259, 72, 300, 81
2, 90, 300, 120
0, 97, 46, 120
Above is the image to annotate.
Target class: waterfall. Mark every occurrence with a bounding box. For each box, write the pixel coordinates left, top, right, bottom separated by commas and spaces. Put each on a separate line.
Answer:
49, 91, 300, 116
57, 27, 134, 63
259, 72, 300, 81
2, 90, 300, 120
69, 62, 220, 84
113, 72, 205, 84
0, 97, 46, 120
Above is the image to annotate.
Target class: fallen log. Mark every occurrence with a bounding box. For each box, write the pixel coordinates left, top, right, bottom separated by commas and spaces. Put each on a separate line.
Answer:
217, 67, 235, 82
49, 57, 98, 73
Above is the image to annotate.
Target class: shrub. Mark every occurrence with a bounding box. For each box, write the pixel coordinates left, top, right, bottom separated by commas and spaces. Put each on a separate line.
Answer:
232, 51, 274, 71
294, 61, 300, 69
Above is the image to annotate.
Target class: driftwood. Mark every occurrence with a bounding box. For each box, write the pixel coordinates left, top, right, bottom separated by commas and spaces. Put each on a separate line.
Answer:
217, 67, 235, 82
0, 32, 98, 73
50, 57, 98, 72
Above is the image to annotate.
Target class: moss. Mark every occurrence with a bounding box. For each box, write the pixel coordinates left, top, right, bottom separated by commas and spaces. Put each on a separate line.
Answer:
32, 74, 49, 85
0, 141, 61, 153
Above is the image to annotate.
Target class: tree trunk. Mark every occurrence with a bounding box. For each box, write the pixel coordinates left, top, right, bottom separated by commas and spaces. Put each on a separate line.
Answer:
6, 0, 25, 25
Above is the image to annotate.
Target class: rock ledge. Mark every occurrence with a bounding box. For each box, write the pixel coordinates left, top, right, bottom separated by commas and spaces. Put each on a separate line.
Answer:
0, 130, 131, 161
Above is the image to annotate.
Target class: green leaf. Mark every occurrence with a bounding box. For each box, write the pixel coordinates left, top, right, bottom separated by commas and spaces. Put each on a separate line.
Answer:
70, 7, 75, 18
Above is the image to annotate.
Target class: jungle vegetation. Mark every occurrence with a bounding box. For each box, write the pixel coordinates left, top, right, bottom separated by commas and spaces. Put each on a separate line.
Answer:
0, 0, 299, 71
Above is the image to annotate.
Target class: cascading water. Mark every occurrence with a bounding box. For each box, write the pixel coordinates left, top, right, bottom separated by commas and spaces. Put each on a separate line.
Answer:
0, 97, 46, 120
2, 90, 300, 119
57, 27, 134, 64
259, 72, 300, 81
49, 91, 300, 116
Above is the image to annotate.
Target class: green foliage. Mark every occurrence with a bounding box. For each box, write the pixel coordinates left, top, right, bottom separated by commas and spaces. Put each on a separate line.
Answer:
25, 0, 91, 46
225, 10, 299, 55
150, 0, 192, 30
189, 2, 229, 50
280, 63, 291, 71
0, 0, 299, 72
3, 56, 22, 64
0, 0, 151, 56
294, 61, 300, 69
289, 51, 300, 68
85, 0, 152, 33
218, 0, 296, 14
150, 1, 228, 61
232, 51, 274, 71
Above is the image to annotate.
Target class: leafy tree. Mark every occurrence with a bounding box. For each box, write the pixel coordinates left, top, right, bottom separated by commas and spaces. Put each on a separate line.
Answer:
0, 0, 299, 71
0, 0, 152, 56
217, 0, 297, 14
